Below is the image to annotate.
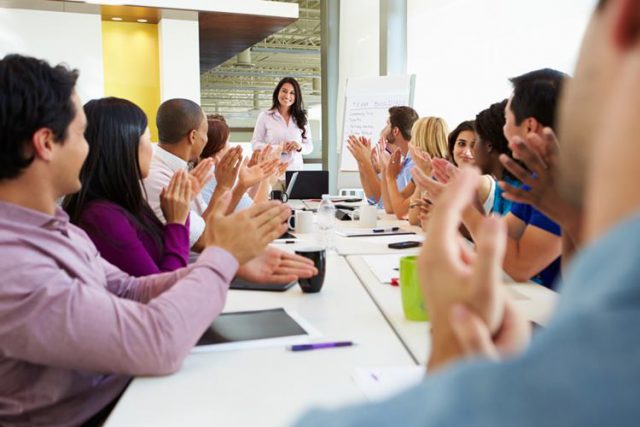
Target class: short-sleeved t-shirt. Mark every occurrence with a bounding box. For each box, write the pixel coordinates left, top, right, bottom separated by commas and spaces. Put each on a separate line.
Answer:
492, 176, 521, 216
510, 200, 562, 288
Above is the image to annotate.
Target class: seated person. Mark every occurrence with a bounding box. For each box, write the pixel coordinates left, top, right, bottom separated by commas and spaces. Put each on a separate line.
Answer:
499, 69, 580, 263
421, 105, 521, 217
142, 98, 214, 252
0, 54, 315, 426
63, 97, 192, 276
446, 120, 494, 213
387, 116, 449, 220
411, 120, 494, 229
463, 70, 566, 288
473, 100, 522, 216
143, 98, 309, 279
198, 114, 277, 212
346, 106, 419, 213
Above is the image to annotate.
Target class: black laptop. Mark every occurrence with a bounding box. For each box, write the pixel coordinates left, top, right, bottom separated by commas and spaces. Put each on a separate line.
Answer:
285, 171, 329, 199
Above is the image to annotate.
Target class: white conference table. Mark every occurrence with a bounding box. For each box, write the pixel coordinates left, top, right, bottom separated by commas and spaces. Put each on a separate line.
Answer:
106, 206, 558, 426
347, 255, 558, 364
283, 206, 425, 256
105, 254, 417, 427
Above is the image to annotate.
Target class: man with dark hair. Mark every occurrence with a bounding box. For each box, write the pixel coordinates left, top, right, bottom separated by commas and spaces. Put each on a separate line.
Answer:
500, 69, 583, 263
156, 98, 207, 144
347, 105, 418, 212
388, 106, 419, 141
296, 0, 640, 425
0, 54, 305, 426
145, 98, 211, 250
505, 68, 567, 131
0, 55, 80, 180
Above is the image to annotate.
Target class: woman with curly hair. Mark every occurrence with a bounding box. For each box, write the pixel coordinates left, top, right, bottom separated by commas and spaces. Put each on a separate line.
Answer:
251, 77, 313, 171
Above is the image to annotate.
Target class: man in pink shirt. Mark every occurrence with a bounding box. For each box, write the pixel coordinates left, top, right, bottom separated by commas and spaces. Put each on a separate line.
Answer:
0, 54, 316, 426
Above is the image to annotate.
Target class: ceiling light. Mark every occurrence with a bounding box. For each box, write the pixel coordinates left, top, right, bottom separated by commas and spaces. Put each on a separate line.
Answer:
111, 17, 123, 21
137, 19, 148, 23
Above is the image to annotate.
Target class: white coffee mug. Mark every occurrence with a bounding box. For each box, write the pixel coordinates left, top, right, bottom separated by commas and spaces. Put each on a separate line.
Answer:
289, 210, 314, 233
359, 205, 378, 228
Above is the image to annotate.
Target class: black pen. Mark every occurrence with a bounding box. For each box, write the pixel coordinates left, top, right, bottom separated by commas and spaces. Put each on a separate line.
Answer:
372, 227, 400, 233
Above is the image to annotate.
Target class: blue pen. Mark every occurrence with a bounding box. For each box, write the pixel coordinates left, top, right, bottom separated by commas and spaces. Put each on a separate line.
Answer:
288, 341, 355, 352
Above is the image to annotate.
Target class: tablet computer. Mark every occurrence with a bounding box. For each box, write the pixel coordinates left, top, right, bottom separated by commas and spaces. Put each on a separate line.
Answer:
230, 277, 297, 292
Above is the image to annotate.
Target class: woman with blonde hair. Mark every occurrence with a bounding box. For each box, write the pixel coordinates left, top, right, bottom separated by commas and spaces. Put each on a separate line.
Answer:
386, 116, 449, 220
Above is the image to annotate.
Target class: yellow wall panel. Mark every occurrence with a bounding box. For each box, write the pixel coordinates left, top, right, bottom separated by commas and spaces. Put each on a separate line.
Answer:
102, 21, 160, 141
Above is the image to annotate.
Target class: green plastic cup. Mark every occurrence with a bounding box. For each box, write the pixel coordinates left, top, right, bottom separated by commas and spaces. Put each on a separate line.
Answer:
399, 256, 428, 321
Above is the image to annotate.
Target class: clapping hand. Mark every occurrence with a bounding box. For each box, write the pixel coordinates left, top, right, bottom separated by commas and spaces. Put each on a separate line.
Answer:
236, 246, 318, 284
215, 146, 243, 190
189, 158, 214, 200
203, 194, 291, 265
160, 169, 193, 225
409, 144, 433, 177
386, 149, 403, 180
238, 156, 280, 189
375, 142, 391, 172
411, 166, 446, 202
419, 168, 530, 371
498, 128, 573, 227
347, 135, 373, 165
432, 158, 459, 184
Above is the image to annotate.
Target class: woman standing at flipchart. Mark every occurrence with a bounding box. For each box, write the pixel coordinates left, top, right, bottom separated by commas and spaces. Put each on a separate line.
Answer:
251, 77, 313, 171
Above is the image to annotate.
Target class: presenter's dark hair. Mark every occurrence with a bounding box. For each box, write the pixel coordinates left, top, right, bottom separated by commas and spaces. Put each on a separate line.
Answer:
201, 114, 230, 159
0, 54, 78, 180
156, 98, 205, 144
388, 106, 419, 140
447, 120, 475, 166
63, 97, 164, 250
271, 77, 308, 139
509, 68, 568, 129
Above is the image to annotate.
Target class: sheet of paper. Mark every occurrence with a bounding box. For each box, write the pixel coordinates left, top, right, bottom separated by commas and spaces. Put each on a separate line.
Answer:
361, 254, 405, 283
352, 366, 425, 401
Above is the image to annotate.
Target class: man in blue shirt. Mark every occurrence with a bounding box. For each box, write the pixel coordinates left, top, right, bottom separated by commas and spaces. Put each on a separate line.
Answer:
347, 106, 418, 211
458, 69, 566, 289
501, 69, 568, 288
296, 0, 640, 425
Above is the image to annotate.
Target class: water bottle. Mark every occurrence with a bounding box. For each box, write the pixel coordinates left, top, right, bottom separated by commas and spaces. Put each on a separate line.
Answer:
316, 194, 336, 251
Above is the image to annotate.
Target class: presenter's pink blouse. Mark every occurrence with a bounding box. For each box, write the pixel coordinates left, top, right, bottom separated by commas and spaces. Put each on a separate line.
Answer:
251, 109, 313, 171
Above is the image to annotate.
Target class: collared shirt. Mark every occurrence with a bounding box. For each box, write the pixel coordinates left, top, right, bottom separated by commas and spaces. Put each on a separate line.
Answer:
251, 109, 313, 171
367, 154, 414, 209
143, 145, 206, 248
0, 201, 237, 427
295, 213, 640, 427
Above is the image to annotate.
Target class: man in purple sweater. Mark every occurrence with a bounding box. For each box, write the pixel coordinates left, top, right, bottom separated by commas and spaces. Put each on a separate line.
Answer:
0, 54, 316, 427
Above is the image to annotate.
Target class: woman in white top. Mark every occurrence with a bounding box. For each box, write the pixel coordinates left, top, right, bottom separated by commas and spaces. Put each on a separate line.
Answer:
251, 77, 313, 171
